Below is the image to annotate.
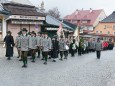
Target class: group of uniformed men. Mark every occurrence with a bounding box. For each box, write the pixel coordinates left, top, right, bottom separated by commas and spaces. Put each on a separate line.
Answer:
15, 28, 69, 68
4, 28, 111, 68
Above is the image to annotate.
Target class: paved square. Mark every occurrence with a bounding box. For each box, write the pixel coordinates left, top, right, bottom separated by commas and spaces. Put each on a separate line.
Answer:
0, 45, 115, 86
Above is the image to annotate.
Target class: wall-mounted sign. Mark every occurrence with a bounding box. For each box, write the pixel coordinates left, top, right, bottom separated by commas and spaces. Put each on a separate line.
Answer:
9, 15, 45, 20
46, 28, 58, 31
11, 20, 43, 25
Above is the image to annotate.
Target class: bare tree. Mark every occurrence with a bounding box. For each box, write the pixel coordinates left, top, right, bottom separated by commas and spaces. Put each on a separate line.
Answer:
47, 7, 60, 19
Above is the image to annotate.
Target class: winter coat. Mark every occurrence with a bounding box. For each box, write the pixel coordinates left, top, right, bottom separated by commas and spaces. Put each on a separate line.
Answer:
42, 37, 52, 52
19, 34, 29, 51
29, 36, 37, 49
95, 42, 102, 51
4, 35, 14, 57
59, 39, 66, 51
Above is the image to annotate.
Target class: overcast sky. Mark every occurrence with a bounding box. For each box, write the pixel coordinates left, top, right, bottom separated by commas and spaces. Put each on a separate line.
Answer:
30, 0, 114, 17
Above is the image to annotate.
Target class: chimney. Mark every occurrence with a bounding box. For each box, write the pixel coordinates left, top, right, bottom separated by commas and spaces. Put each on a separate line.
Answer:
75, 9, 79, 15
90, 8, 92, 13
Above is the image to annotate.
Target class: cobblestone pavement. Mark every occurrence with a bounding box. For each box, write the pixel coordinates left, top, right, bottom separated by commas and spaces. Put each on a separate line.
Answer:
0, 45, 115, 86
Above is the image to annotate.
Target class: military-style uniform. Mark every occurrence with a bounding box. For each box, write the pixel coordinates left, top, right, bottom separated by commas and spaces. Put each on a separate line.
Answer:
15, 35, 21, 59
41, 36, 52, 64
36, 35, 42, 58
19, 30, 29, 67
29, 34, 37, 62
59, 38, 66, 60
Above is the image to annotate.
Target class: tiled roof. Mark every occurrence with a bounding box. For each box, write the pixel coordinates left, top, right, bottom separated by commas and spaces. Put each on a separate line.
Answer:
2, 2, 45, 16
101, 11, 115, 23
64, 9, 103, 26
46, 15, 74, 31
61, 20, 77, 30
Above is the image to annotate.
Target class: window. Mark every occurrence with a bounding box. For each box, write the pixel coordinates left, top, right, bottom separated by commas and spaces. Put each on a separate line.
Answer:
96, 31, 98, 34
100, 31, 102, 34
104, 25, 107, 29
113, 25, 115, 30
114, 32, 115, 35
82, 21, 87, 24
108, 31, 110, 34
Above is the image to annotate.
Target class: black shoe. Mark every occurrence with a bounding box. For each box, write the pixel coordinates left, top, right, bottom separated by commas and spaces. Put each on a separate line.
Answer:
31, 60, 35, 62
7, 57, 11, 60
52, 60, 56, 62
43, 62, 47, 65
41, 58, 44, 60
59, 58, 63, 61
22, 65, 27, 68
17, 56, 19, 58
19, 59, 23, 61
48, 57, 51, 59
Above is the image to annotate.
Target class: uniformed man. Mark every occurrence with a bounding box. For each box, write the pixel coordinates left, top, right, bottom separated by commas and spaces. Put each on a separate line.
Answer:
19, 28, 29, 68
59, 35, 66, 61
15, 31, 22, 61
36, 32, 42, 58
29, 31, 37, 62
41, 32, 52, 64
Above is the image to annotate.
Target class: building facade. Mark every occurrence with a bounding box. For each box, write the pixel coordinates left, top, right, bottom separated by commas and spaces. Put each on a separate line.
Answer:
94, 11, 115, 42
64, 9, 106, 35
1, 2, 45, 39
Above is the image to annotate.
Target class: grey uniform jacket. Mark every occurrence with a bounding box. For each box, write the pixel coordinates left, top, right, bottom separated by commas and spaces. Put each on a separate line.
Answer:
41, 37, 52, 52
19, 35, 29, 51
36, 36, 42, 47
59, 39, 66, 51
15, 36, 21, 48
95, 42, 102, 51
29, 36, 37, 49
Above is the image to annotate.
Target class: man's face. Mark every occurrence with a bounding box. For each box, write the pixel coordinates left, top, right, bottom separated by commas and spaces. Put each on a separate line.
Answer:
7, 33, 10, 36
22, 31, 26, 34
45, 34, 48, 37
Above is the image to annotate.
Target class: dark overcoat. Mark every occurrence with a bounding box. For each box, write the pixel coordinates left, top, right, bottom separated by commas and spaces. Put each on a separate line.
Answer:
51, 40, 59, 58
4, 35, 14, 57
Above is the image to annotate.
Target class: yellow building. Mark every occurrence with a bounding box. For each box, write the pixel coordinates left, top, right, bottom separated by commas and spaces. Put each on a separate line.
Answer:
94, 11, 115, 42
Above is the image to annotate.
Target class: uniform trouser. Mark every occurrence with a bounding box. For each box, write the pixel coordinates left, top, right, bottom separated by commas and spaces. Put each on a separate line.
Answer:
21, 51, 28, 65
37, 47, 40, 57
71, 49, 75, 56
17, 48, 21, 58
31, 49, 36, 61
86, 47, 89, 53
43, 52, 48, 62
78, 48, 82, 56
60, 51, 64, 59
64, 51, 68, 58
96, 51, 101, 59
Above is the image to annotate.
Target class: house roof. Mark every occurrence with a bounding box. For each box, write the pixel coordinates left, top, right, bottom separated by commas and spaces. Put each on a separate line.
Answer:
64, 9, 104, 26
101, 11, 115, 23
60, 20, 77, 30
46, 15, 75, 31
10, 0, 33, 6
2, 2, 45, 16
0, 0, 10, 15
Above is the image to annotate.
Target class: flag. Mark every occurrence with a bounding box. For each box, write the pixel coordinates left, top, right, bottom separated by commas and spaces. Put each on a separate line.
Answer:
57, 22, 63, 37
73, 26, 80, 42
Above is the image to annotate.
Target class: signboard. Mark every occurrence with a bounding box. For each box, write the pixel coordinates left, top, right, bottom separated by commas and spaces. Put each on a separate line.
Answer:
9, 15, 45, 20
46, 28, 58, 31
11, 20, 43, 25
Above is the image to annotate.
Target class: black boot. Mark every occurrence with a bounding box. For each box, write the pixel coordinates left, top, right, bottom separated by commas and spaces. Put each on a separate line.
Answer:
43, 61, 47, 65
7, 57, 11, 60
19, 59, 23, 61
22, 64, 27, 68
